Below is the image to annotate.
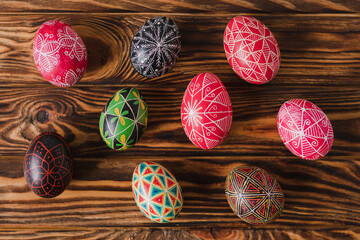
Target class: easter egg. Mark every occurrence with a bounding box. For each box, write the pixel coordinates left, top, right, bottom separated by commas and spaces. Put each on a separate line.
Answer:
181, 72, 232, 149
225, 167, 284, 225
224, 16, 280, 84
277, 99, 334, 160
99, 87, 148, 150
132, 162, 183, 223
33, 20, 88, 87
24, 132, 73, 198
130, 16, 181, 78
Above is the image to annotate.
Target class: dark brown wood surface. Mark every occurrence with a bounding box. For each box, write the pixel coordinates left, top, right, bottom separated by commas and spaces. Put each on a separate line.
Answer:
0, 0, 360, 13
1, 228, 360, 240
0, 1, 359, 239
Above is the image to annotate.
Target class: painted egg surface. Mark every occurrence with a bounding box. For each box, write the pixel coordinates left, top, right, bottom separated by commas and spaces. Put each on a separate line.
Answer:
277, 99, 334, 160
181, 72, 232, 149
130, 16, 181, 78
33, 20, 88, 87
24, 132, 73, 198
225, 167, 284, 225
132, 162, 183, 223
99, 87, 148, 150
224, 16, 280, 84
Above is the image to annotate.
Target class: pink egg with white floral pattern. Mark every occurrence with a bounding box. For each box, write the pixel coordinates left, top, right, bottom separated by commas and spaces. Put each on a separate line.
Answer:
33, 20, 88, 87
224, 16, 280, 84
277, 99, 334, 160
181, 72, 232, 149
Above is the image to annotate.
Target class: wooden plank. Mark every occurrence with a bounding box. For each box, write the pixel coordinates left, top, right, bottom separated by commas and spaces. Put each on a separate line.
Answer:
0, 0, 359, 13
0, 228, 359, 240
0, 86, 358, 157
0, 7, 359, 237
191, 228, 360, 239
0, 14, 359, 87
0, 154, 359, 228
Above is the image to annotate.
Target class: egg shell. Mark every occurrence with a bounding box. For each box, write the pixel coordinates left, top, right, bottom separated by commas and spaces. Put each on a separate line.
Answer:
130, 16, 181, 78
224, 16, 280, 84
99, 87, 148, 150
181, 72, 232, 149
132, 162, 183, 223
225, 167, 284, 225
33, 20, 88, 87
24, 132, 73, 198
277, 99, 334, 160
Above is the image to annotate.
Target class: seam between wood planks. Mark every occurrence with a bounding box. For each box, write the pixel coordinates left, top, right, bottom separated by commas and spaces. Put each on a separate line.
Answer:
0, 226, 359, 231
0, 12, 359, 17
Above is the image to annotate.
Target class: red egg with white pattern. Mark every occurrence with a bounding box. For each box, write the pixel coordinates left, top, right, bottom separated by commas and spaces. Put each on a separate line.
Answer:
224, 16, 280, 84
181, 72, 232, 149
277, 99, 334, 160
33, 20, 88, 87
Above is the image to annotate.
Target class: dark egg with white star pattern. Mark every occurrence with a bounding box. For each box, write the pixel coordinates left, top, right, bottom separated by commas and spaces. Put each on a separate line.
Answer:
225, 167, 284, 225
99, 87, 148, 150
130, 16, 181, 78
24, 132, 73, 198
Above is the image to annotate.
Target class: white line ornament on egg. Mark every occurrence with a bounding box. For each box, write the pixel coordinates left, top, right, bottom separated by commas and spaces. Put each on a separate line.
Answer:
181, 72, 233, 149
277, 99, 334, 160
33, 20, 88, 87
224, 16, 280, 84
130, 16, 181, 78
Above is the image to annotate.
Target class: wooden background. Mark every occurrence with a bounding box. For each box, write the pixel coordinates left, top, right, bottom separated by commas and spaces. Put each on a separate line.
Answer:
0, 0, 359, 239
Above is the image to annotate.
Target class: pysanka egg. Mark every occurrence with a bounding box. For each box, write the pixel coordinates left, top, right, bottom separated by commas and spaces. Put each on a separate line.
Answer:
24, 132, 73, 198
277, 99, 334, 160
225, 167, 284, 225
33, 20, 88, 87
181, 72, 232, 149
99, 87, 148, 150
224, 16, 280, 84
132, 162, 183, 223
130, 16, 181, 78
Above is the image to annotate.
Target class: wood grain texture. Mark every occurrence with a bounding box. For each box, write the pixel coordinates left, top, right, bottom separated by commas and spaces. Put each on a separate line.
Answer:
0, 229, 200, 240
0, 3, 359, 240
0, 156, 359, 228
1, 228, 360, 240
0, 86, 358, 157
0, 14, 360, 87
0, 0, 360, 13
191, 228, 360, 240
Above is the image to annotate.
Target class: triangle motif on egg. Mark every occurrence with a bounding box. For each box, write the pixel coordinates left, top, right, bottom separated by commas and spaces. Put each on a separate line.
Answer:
132, 162, 183, 223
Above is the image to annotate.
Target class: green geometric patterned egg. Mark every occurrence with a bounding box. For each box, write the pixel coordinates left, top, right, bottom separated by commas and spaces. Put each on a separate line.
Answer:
99, 87, 148, 150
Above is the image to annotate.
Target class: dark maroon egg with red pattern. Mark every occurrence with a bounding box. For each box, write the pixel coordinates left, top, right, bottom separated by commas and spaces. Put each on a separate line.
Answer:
24, 132, 73, 198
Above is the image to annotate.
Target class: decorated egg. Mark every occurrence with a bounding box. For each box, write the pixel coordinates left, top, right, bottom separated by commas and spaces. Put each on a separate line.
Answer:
33, 20, 88, 87
99, 87, 148, 150
24, 132, 73, 198
225, 167, 284, 225
181, 72, 232, 149
224, 16, 280, 84
130, 16, 181, 78
132, 162, 183, 223
277, 99, 334, 160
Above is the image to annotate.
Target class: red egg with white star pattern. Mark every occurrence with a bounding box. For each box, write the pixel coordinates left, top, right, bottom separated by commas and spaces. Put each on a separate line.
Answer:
33, 20, 88, 87
181, 72, 232, 149
277, 99, 334, 160
224, 16, 280, 84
